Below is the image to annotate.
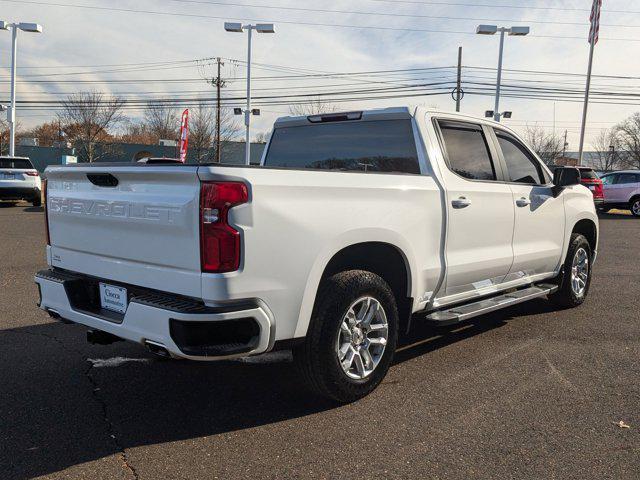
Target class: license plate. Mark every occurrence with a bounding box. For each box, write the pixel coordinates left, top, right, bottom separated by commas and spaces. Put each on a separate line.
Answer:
99, 283, 128, 314
588, 185, 595, 190
2, 173, 14, 180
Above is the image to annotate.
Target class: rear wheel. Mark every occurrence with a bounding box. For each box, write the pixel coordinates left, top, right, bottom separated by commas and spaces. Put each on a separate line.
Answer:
630, 197, 640, 217
293, 270, 398, 403
549, 233, 592, 308
32, 193, 42, 207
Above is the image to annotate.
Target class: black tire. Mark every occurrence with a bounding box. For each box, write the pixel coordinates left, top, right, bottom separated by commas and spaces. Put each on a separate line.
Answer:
549, 233, 592, 308
293, 270, 399, 403
629, 197, 640, 217
32, 193, 42, 207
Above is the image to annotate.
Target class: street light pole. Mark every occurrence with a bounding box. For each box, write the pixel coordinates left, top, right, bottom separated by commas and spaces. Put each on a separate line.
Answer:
1, 21, 43, 157
9, 25, 18, 157
245, 26, 252, 166
493, 28, 505, 122
476, 24, 529, 122
225, 22, 274, 165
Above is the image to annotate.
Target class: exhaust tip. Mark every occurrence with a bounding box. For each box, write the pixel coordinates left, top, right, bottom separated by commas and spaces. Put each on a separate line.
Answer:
145, 341, 170, 358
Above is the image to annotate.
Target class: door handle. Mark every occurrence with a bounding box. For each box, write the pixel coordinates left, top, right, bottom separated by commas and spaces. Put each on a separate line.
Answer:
516, 197, 531, 207
451, 196, 471, 209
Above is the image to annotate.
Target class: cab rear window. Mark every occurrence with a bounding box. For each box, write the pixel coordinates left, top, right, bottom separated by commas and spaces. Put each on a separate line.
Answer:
264, 119, 420, 174
0, 158, 34, 169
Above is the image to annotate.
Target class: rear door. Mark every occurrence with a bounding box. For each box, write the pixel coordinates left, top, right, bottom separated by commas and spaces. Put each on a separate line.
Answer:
435, 119, 515, 298
491, 128, 564, 279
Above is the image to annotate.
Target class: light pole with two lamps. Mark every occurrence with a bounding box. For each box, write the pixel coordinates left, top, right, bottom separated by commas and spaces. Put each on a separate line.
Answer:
1, 21, 43, 157
224, 22, 274, 165
476, 24, 529, 122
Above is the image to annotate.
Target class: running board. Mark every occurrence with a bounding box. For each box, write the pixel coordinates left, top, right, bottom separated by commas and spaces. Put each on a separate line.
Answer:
423, 284, 558, 326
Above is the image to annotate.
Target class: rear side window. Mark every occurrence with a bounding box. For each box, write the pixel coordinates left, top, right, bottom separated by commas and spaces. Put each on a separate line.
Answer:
438, 121, 496, 181
495, 131, 544, 184
601, 174, 615, 185
263, 119, 420, 174
0, 158, 34, 169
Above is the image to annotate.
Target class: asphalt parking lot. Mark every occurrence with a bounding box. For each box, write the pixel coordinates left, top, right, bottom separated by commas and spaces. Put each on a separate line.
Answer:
1, 203, 639, 480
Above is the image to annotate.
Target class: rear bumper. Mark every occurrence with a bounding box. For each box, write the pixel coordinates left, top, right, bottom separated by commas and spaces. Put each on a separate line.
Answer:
0, 186, 40, 201
35, 269, 274, 360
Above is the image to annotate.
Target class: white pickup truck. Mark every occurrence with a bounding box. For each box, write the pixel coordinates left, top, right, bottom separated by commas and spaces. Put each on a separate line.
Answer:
36, 107, 598, 402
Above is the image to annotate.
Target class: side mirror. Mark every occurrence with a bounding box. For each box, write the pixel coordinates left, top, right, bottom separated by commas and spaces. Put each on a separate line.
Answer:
552, 167, 581, 197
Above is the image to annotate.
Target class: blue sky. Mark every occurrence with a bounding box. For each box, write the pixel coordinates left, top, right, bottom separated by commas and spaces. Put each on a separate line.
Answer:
0, 0, 638, 149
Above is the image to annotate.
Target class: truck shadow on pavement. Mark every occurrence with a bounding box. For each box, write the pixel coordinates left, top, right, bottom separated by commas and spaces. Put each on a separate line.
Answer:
2, 299, 555, 480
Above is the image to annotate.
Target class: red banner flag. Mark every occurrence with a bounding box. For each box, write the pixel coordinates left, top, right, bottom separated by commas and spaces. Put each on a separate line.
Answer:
178, 109, 189, 163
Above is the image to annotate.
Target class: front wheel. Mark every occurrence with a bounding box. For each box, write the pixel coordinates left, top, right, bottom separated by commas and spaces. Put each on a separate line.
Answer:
630, 198, 640, 217
549, 233, 592, 308
293, 270, 398, 403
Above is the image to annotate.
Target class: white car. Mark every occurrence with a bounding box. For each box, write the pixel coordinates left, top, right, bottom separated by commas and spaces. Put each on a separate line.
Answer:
35, 107, 598, 402
0, 156, 42, 206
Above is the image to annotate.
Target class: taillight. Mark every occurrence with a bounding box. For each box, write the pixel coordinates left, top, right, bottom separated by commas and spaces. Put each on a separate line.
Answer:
593, 180, 604, 199
200, 181, 248, 273
43, 178, 50, 245
25, 171, 39, 176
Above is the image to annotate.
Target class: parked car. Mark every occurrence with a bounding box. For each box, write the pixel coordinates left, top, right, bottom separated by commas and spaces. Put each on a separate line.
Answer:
553, 166, 603, 207
0, 156, 42, 206
599, 170, 640, 217
35, 107, 598, 402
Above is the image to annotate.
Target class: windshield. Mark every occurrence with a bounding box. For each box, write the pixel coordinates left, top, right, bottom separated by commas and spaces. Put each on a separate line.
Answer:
0, 158, 34, 169
264, 119, 420, 174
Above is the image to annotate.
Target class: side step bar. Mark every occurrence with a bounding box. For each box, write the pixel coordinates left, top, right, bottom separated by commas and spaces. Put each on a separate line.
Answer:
423, 283, 558, 326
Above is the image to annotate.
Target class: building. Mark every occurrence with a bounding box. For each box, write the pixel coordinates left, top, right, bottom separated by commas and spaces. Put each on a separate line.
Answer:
15, 140, 267, 172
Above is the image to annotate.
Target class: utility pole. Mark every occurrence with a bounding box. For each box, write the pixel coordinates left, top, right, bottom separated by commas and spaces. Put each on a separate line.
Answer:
455, 46, 462, 112
212, 57, 225, 163
562, 129, 568, 158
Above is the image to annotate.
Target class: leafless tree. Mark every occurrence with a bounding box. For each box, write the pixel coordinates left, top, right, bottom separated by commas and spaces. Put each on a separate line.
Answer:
523, 125, 564, 165
212, 106, 241, 162
615, 112, 640, 169
58, 92, 125, 162
144, 104, 179, 142
190, 104, 215, 163
590, 128, 621, 172
254, 131, 270, 144
289, 98, 337, 116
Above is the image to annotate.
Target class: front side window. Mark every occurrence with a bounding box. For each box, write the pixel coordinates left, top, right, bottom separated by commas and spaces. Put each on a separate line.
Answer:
263, 119, 420, 174
438, 121, 496, 181
495, 131, 544, 184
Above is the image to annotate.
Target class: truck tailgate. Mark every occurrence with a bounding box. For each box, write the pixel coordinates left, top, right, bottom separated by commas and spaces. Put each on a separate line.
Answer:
45, 165, 202, 298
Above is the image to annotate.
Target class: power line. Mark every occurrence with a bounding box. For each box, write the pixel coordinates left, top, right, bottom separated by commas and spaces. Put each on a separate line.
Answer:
3, 0, 640, 42
164, 0, 640, 28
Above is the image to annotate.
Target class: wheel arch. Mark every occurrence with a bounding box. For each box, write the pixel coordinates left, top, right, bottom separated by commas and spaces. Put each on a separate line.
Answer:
572, 218, 598, 253
293, 238, 416, 338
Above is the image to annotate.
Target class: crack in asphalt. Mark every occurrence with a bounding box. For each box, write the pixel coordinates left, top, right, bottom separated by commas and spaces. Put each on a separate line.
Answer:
6, 328, 140, 479
85, 360, 140, 480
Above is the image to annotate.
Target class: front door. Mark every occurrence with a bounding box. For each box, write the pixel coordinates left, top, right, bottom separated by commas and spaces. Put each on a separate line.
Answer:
435, 120, 515, 299
491, 129, 565, 279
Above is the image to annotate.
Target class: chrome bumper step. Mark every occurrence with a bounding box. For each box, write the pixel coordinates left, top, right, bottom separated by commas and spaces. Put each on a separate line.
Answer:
423, 283, 558, 326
